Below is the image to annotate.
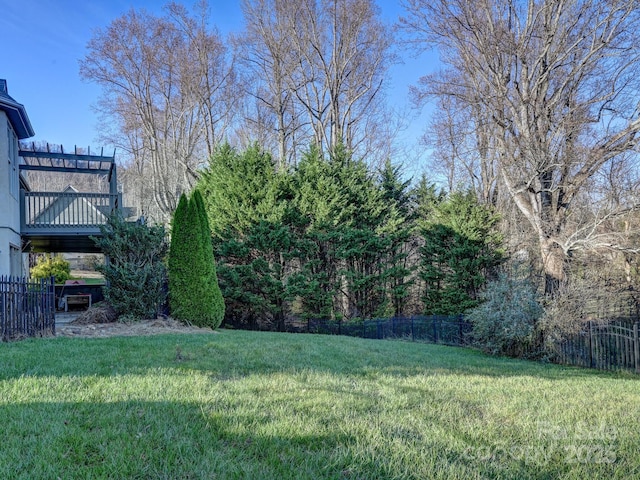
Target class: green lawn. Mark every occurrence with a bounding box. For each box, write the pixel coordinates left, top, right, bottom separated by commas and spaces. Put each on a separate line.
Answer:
1, 330, 638, 479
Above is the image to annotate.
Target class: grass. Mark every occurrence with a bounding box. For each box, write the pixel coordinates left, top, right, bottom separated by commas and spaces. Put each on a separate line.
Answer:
1, 330, 639, 479
61, 277, 105, 286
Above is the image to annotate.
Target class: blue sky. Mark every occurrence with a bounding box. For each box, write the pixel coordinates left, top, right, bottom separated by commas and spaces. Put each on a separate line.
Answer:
1, 0, 437, 172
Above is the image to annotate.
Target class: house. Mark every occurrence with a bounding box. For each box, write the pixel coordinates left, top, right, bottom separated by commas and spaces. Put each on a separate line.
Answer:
0, 79, 34, 276
0, 79, 125, 277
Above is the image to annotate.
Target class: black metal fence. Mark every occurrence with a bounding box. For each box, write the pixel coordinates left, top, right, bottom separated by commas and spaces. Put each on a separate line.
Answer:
226, 315, 473, 346
554, 321, 640, 374
226, 313, 640, 374
0, 276, 55, 341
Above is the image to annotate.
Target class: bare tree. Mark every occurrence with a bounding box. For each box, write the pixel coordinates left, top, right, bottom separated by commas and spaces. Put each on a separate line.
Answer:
235, 0, 305, 169
422, 90, 501, 205
297, 0, 395, 159
402, 0, 640, 291
80, 1, 237, 222
238, 0, 395, 164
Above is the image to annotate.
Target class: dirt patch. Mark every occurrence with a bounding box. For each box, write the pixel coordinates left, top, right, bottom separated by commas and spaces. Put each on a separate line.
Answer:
57, 318, 216, 338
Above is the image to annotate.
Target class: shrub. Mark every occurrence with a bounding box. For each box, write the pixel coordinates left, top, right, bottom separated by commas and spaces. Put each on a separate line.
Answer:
30, 254, 71, 284
540, 283, 589, 343
92, 211, 168, 320
168, 194, 197, 323
467, 268, 543, 357
168, 192, 225, 328
192, 189, 225, 328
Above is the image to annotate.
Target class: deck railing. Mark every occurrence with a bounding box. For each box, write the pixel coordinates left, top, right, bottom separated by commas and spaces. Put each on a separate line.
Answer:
21, 191, 118, 231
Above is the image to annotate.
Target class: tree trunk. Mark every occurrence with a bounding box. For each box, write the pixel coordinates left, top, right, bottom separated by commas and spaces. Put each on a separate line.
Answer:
540, 237, 566, 294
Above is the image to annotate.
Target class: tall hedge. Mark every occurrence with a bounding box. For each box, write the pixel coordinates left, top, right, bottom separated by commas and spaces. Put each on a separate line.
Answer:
168, 192, 225, 328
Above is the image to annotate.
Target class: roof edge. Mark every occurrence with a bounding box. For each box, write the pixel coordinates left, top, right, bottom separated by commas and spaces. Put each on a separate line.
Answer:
0, 80, 35, 139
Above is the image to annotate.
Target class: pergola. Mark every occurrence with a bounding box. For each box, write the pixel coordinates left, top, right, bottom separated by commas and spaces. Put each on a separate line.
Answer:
18, 144, 120, 252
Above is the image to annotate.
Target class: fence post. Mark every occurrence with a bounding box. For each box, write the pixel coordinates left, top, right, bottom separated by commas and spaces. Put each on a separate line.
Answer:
433, 317, 438, 344
0, 279, 5, 341
634, 323, 639, 374
42, 276, 56, 336
411, 317, 415, 342
588, 321, 594, 369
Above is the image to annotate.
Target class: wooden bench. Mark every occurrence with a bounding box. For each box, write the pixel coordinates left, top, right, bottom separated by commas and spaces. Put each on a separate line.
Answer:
64, 294, 92, 312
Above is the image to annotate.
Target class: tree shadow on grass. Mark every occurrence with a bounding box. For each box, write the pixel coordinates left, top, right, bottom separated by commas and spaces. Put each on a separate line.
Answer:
0, 399, 356, 479
0, 398, 631, 480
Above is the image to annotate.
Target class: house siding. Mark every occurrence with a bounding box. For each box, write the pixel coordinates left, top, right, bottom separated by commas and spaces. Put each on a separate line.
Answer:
0, 110, 23, 276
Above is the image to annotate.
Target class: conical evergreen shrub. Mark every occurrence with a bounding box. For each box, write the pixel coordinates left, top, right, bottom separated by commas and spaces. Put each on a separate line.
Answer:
193, 189, 225, 328
168, 192, 225, 328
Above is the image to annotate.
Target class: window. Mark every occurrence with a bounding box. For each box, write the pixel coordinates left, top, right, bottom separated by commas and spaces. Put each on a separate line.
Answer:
7, 125, 18, 198
10, 245, 21, 277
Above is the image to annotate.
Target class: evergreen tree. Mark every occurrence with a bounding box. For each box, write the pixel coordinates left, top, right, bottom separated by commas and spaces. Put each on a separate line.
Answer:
192, 189, 225, 328
217, 219, 299, 330
93, 211, 168, 320
198, 143, 284, 237
168, 192, 225, 328
197, 141, 466, 324
293, 143, 394, 319
412, 174, 444, 223
197, 143, 294, 328
291, 146, 348, 318
168, 194, 193, 321
377, 160, 415, 316
379, 159, 412, 219
420, 191, 503, 314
